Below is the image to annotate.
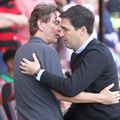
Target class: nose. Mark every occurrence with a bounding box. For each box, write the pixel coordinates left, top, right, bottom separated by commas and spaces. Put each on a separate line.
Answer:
57, 27, 61, 34
58, 28, 64, 38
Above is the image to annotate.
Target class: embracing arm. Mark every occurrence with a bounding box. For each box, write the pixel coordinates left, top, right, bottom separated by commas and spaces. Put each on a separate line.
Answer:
20, 53, 120, 105
20, 51, 106, 97
52, 83, 120, 105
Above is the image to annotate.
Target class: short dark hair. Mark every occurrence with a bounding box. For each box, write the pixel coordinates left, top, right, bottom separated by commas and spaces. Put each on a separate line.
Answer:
3, 48, 17, 63
29, 3, 62, 36
60, 5, 94, 35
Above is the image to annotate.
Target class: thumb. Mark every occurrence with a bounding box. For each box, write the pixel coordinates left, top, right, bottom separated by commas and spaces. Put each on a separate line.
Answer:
32, 53, 39, 62
104, 83, 114, 91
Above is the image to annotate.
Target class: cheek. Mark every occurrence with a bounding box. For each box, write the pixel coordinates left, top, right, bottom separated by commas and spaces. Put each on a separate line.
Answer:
50, 26, 57, 33
47, 28, 55, 36
65, 32, 71, 39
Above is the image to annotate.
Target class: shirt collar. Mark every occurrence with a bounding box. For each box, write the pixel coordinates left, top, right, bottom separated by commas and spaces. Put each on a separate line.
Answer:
75, 35, 93, 55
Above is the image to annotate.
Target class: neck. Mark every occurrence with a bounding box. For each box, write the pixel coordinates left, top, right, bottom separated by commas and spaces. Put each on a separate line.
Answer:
78, 35, 90, 48
74, 34, 91, 51
34, 32, 48, 44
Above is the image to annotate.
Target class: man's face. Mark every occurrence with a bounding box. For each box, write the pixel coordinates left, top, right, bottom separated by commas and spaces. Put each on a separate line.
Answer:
60, 18, 81, 50
43, 11, 61, 44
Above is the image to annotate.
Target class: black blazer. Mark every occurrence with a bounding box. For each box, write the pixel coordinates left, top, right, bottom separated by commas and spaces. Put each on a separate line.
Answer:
41, 39, 120, 120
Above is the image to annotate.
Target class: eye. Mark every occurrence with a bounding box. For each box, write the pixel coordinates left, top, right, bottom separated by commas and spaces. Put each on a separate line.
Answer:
61, 27, 69, 32
53, 20, 60, 25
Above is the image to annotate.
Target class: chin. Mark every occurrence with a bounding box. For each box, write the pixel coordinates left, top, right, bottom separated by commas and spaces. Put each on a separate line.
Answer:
65, 44, 71, 49
50, 40, 57, 44
64, 43, 68, 47
54, 39, 58, 43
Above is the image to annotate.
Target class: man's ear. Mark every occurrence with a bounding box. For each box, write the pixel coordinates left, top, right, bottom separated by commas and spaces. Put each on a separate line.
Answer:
37, 20, 44, 32
79, 26, 87, 36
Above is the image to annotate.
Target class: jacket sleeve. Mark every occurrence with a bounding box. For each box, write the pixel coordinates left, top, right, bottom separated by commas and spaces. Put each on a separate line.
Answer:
36, 47, 63, 77
40, 49, 106, 97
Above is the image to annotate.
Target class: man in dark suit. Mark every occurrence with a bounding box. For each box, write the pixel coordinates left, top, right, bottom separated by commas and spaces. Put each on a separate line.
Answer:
20, 5, 120, 120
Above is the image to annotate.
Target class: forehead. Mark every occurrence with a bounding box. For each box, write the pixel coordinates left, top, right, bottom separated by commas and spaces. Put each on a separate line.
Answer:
56, 11, 61, 21
60, 18, 73, 29
50, 11, 61, 21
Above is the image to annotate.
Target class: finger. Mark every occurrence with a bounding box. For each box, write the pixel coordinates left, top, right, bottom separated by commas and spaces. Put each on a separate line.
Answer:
20, 65, 27, 71
20, 61, 26, 67
109, 91, 120, 98
104, 83, 114, 91
21, 70, 30, 75
22, 58, 31, 64
32, 53, 39, 62
105, 101, 119, 105
116, 94, 120, 99
110, 91, 120, 94
112, 100, 119, 104
21, 68, 32, 75
116, 96, 120, 101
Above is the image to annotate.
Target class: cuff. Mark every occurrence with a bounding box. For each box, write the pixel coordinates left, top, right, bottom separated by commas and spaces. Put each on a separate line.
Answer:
36, 69, 45, 81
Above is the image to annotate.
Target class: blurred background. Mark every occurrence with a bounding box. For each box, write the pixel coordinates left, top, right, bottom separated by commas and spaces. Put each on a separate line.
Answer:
0, 0, 120, 119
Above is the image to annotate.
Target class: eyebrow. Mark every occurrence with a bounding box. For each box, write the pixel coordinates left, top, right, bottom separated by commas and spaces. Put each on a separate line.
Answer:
61, 26, 70, 31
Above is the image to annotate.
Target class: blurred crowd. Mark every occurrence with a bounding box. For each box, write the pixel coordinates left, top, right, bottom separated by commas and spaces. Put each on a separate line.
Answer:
0, 0, 119, 119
